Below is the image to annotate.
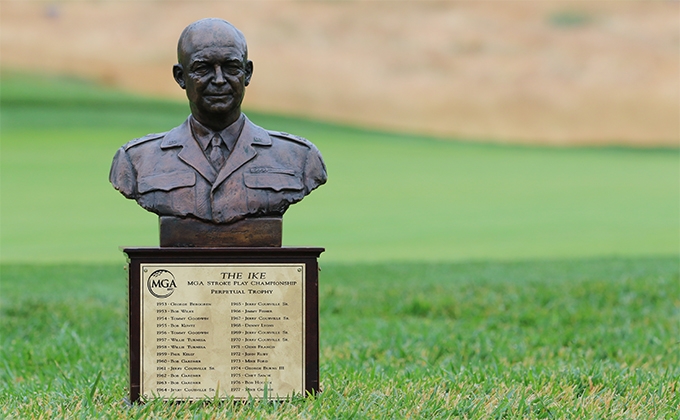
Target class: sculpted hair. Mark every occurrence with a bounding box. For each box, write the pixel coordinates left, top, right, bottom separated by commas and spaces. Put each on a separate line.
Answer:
177, 18, 248, 63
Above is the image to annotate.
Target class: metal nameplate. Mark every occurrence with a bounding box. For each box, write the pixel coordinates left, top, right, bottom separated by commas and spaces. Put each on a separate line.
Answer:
138, 263, 306, 401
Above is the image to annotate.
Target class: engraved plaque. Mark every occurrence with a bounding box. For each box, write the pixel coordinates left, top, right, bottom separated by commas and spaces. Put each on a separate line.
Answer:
125, 248, 322, 402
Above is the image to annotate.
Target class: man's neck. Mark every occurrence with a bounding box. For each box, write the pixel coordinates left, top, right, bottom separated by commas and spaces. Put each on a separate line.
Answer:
191, 109, 241, 132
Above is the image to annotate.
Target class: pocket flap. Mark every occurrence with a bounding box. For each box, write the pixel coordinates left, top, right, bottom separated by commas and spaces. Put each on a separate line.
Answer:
138, 172, 196, 193
244, 172, 303, 192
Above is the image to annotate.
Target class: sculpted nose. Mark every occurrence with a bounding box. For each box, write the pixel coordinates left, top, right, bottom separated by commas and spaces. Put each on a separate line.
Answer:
213, 64, 226, 85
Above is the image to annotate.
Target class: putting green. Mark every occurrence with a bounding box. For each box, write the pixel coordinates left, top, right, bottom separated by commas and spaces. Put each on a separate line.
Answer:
1, 75, 678, 262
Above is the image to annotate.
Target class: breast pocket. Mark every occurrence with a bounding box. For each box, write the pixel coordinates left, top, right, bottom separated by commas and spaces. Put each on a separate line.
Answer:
243, 169, 304, 214
137, 171, 197, 216
138, 172, 196, 193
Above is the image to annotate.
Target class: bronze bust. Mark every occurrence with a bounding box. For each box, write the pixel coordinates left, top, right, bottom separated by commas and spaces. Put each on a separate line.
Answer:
109, 18, 327, 230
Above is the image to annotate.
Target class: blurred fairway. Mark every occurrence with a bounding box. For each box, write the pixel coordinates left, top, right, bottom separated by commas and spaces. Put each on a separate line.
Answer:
1, 74, 678, 263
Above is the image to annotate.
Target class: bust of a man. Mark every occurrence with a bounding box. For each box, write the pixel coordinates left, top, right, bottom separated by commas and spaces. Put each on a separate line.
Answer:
109, 18, 326, 227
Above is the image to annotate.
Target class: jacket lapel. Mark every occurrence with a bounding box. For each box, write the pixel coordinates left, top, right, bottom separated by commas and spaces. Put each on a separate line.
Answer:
161, 117, 217, 183
212, 117, 271, 191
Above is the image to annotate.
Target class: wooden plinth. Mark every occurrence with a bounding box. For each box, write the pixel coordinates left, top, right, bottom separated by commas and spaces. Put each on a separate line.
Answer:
159, 216, 282, 247
124, 247, 323, 403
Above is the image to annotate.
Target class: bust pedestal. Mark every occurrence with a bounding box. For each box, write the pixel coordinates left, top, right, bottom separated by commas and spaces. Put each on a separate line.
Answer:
124, 216, 322, 402
159, 216, 282, 247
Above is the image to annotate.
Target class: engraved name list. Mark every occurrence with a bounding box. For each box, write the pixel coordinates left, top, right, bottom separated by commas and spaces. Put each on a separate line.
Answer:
139, 263, 306, 401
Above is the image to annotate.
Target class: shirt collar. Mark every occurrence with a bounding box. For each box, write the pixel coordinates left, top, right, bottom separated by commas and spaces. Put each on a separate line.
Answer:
189, 114, 246, 152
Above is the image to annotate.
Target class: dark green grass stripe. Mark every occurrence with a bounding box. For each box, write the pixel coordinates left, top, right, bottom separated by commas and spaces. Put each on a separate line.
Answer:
1, 257, 678, 417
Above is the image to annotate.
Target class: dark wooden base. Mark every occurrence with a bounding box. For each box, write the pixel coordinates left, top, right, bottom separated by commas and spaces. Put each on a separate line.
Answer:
124, 247, 323, 403
159, 216, 282, 247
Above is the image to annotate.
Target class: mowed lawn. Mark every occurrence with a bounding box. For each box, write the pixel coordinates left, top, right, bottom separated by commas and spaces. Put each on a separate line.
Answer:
1, 74, 678, 263
1, 74, 679, 418
1, 259, 678, 418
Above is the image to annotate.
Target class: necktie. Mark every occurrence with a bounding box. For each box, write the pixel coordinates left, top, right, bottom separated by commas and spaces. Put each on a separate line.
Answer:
209, 134, 225, 169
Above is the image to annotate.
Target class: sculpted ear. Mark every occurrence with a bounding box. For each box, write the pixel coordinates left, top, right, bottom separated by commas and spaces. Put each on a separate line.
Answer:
173, 64, 186, 89
244, 60, 253, 87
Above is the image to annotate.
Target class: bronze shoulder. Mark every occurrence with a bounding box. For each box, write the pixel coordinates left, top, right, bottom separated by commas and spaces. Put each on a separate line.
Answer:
267, 131, 313, 148
123, 132, 167, 151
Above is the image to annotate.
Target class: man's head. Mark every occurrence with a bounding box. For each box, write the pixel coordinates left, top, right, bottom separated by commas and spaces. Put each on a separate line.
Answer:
173, 18, 253, 130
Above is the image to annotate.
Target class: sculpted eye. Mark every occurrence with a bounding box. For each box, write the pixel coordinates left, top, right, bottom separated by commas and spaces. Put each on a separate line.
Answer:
224, 65, 243, 76
192, 64, 210, 76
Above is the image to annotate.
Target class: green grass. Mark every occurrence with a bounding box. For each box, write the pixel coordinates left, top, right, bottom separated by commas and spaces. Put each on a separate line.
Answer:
1, 257, 678, 418
1, 73, 678, 263
1, 74, 679, 418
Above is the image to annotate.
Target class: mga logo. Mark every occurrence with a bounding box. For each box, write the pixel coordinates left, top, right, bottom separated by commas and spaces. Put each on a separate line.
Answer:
147, 269, 177, 298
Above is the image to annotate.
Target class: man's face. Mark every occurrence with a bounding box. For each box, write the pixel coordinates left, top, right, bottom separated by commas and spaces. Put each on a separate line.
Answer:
174, 26, 253, 129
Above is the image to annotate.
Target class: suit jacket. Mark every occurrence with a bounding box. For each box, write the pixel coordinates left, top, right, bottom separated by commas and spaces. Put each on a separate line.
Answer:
109, 115, 327, 224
